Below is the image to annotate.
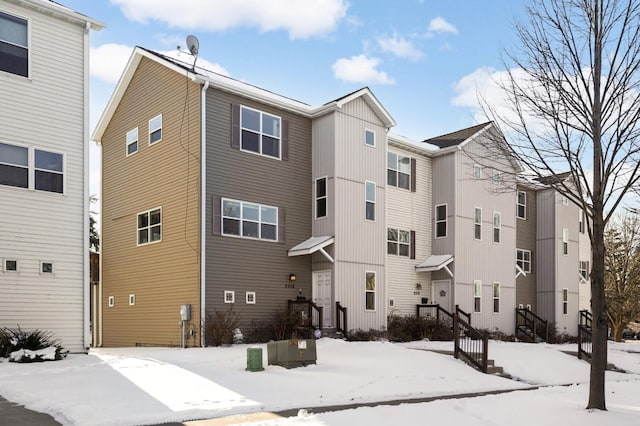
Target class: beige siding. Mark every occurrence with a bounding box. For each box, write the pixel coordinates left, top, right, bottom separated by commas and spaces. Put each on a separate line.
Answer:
101, 58, 201, 346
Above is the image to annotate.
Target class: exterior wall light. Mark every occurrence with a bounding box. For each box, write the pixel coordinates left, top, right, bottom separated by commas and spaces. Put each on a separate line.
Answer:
289, 273, 297, 281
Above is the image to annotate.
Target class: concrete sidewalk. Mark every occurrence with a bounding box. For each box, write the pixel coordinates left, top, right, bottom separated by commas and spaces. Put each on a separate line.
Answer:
0, 395, 60, 426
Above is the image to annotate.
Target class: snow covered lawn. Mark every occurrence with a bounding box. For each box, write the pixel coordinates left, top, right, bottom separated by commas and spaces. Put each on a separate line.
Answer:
0, 339, 638, 425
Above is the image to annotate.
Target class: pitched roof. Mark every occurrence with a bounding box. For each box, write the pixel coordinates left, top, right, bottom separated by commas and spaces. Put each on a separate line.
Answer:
16, 0, 105, 30
536, 171, 572, 185
423, 122, 492, 148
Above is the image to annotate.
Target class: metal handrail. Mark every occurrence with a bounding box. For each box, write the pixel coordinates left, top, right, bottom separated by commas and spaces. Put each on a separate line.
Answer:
336, 301, 347, 336
515, 308, 549, 342
288, 299, 323, 338
454, 314, 488, 373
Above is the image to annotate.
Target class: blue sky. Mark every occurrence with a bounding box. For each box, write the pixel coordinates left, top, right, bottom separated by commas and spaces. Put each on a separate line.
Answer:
58, 0, 528, 198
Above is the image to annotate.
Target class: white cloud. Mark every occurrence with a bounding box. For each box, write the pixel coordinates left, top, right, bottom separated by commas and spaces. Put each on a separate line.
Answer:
332, 54, 395, 85
90, 44, 134, 84
428, 16, 458, 34
377, 33, 423, 61
111, 0, 349, 39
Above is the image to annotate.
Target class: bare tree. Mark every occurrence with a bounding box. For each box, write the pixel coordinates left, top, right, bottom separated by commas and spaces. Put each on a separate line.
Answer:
479, 0, 640, 410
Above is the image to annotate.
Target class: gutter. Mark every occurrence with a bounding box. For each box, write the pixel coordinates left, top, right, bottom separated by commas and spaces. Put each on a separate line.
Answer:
200, 79, 209, 347
82, 20, 91, 351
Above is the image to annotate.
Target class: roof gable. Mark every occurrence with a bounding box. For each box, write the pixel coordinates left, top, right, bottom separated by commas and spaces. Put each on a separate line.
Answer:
423, 122, 492, 148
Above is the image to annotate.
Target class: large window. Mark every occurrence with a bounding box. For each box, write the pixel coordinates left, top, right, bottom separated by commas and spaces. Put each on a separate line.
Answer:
365, 271, 376, 310
315, 177, 327, 219
387, 152, 411, 190
473, 280, 482, 313
137, 207, 162, 245
0, 143, 63, 193
493, 282, 500, 313
365, 181, 376, 221
474, 207, 482, 240
0, 142, 28, 188
387, 228, 410, 257
222, 198, 278, 241
35, 149, 63, 193
516, 249, 532, 273
493, 212, 501, 243
435, 204, 447, 238
241, 106, 281, 159
517, 191, 526, 219
149, 114, 162, 145
562, 228, 569, 255
579, 260, 590, 281
0, 11, 28, 77
126, 128, 138, 156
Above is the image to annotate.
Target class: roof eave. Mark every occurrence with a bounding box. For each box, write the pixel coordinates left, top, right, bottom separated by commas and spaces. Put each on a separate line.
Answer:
8, 0, 105, 30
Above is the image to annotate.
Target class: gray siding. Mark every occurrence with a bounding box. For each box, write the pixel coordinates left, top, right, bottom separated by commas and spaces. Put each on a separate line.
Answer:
516, 186, 537, 310
431, 153, 456, 258
536, 189, 556, 322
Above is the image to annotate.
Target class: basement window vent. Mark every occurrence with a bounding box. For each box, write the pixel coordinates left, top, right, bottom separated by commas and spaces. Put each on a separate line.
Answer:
518, 303, 524, 309
224, 290, 235, 304
41, 262, 53, 274
108, 296, 115, 307
3, 259, 18, 272
388, 298, 395, 308
129, 294, 136, 306
246, 291, 256, 304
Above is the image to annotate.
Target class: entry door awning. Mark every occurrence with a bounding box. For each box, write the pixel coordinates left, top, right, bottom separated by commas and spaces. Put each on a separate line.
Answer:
288, 236, 334, 263
415, 254, 454, 277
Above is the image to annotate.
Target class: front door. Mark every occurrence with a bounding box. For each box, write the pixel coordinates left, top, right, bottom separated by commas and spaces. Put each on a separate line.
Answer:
433, 280, 452, 312
313, 270, 332, 328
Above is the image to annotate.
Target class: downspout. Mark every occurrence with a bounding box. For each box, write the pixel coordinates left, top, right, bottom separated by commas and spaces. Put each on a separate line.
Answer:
200, 79, 209, 347
82, 20, 91, 351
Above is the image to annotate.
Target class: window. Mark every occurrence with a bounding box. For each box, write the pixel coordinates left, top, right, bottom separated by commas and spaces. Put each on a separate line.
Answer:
387, 152, 411, 190
0, 11, 28, 77
474, 207, 482, 240
40, 262, 53, 274
493, 171, 502, 186
365, 272, 376, 310
493, 282, 500, 313
562, 228, 569, 255
387, 228, 410, 256
224, 290, 235, 304
562, 195, 569, 206
579, 210, 585, 234
365, 129, 375, 147
246, 292, 256, 304
517, 191, 526, 219
580, 261, 590, 281
108, 296, 115, 307
473, 280, 482, 313
129, 294, 136, 306
435, 204, 447, 238
0, 142, 28, 188
35, 149, 63, 193
493, 212, 501, 243
3, 259, 17, 272
365, 181, 375, 221
516, 249, 532, 273
316, 177, 327, 219
126, 128, 138, 156
473, 164, 482, 179
149, 114, 162, 145
241, 106, 281, 159
137, 208, 162, 245
222, 199, 278, 241
562, 288, 568, 315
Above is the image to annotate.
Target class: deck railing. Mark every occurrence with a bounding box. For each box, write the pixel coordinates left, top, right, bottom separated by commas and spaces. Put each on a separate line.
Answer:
416, 304, 454, 328
287, 299, 323, 339
336, 301, 348, 336
578, 310, 593, 360
454, 314, 488, 373
515, 308, 549, 343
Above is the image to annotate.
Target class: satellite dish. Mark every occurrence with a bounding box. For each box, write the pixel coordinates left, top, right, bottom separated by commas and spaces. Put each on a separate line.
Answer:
186, 35, 199, 56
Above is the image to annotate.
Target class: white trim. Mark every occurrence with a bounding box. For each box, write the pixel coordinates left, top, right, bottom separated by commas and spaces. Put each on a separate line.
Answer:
365, 181, 376, 222
562, 227, 569, 255
221, 198, 279, 242
387, 151, 411, 190
562, 288, 569, 315
200, 80, 209, 347
516, 190, 526, 220
224, 290, 235, 304
365, 270, 376, 311
3, 258, 18, 272
246, 291, 256, 304
474, 207, 482, 241
315, 176, 328, 219
492, 282, 500, 314
473, 280, 482, 313
136, 206, 163, 246
365, 128, 376, 147
108, 296, 114, 307
83, 19, 91, 350
435, 203, 447, 238
473, 164, 482, 178
493, 211, 501, 244
148, 114, 162, 145
126, 127, 138, 156
516, 248, 531, 274
129, 294, 135, 306
239, 105, 282, 160
40, 261, 54, 274
0, 9, 30, 79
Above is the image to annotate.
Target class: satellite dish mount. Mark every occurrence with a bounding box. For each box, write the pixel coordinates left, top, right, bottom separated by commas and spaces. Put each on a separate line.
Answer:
185, 35, 199, 71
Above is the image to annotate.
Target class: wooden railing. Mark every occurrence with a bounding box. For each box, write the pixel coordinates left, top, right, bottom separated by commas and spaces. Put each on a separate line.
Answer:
336, 301, 347, 336
454, 314, 488, 373
515, 308, 549, 343
578, 310, 592, 360
288, 299, 323, 339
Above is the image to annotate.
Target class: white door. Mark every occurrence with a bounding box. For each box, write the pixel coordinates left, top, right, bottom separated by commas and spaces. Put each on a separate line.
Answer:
313, 270, 332, 328
433, 280, 452, 312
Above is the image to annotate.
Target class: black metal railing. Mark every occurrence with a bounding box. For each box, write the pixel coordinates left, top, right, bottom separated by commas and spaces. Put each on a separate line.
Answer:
336, 301, 347, 336
454, 314, 488, 373
456, 305, 471, 326
416, 304, 455, 328
578, 310, 592, 360
288, 299, 323, 338
515, 308, 549, 342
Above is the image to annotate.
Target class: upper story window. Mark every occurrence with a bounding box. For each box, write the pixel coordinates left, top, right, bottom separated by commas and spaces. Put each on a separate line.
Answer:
222, 198, 278, 241
365, 181, 375, 221
387, 152, 411, 190
241, 106, 281, 159
516, 249, 531, 273
0, 142, 28, 189
365, 271, 376, 310
3, 259, 18, 272
365, 129, 375, 147
387, 228, 410, 257
473, 164, 482, 178
149, 114, 162, 145
562, 227, 569, 255
516, 191, 526, 219
35, 149, 63, 193
493, 282, 501, 313
0, 11, 28, 78
474, 207, 482, 240
579, 210, 585, 234
435, 204, 447, 238
562, 194, 569, 206
473, 280, 482, 313
562, 288, 568, 315
0, 143, 64, 194
492, 171, 503, 186
579, 260, 589, 281
137, 207, 162, 245
493, 212, 501, 243
316, 177, 327, 219
126, 128, 138, 156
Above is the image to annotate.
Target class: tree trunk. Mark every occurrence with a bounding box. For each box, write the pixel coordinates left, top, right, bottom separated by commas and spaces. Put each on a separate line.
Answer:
613, 323, 623, 342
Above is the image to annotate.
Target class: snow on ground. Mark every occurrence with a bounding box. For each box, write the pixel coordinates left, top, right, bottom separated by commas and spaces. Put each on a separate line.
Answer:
0, 339, 638, 426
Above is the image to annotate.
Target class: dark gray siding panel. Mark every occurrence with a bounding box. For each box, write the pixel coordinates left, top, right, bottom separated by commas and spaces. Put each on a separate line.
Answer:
516, 186, 537, 310
204, 89, 312, 330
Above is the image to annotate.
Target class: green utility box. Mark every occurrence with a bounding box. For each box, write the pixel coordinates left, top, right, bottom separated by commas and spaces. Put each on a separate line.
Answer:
267, 339, 317, 369
246, 347, 264, 372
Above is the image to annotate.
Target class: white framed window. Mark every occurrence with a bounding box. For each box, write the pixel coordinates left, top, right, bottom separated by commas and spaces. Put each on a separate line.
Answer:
435, 204, 447, 238
493, 212, 501, 243
388, 298, 395, 308
493, 282, 501, 313
562, 227, 569, 255
492, 171, 502, 186
224, 290, 235, 304
526, 303, 532, 311
365, 181, 376, 221
473, 280, 482, 313
473, 164, 482, 179
387, 152, 411, 190
365, 271, 376, 310
562, 288, 568, 315
108, 296, 115, 307
579, 210, 585, 234
365, 129, 375, 147
0, 10, 28, 78
579, 260, 590, 281
35, 149, 64, 193
126, 127, 138, 156
3, 259, 18, 272
0, 143, 64, 193
222, 198, 278, 241
315, 177, 327, 219
474, 207, 482, 240
0, 142, 28, 189
240, 106, 281, 159
40, 261, 53, 274
518, 303, 524, 309
517, 191, 526, 219
149, 114, 162, 145
516, 249, 532, 273
137, 207, 162, 246
129, 294, 136, 306
246, 291, 256, 304
387, 228, 410, 257
562, 195, 569, 206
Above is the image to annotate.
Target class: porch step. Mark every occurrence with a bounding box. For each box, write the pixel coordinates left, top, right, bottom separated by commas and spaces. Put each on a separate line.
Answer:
321, 328, 346, 339
417, 349, 512, 379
